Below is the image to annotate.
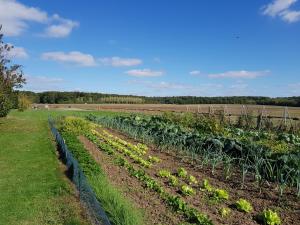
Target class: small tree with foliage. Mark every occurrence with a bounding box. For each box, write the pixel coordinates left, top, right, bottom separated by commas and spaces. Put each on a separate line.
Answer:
18, 94, 31, 111
0, 25, 25, 117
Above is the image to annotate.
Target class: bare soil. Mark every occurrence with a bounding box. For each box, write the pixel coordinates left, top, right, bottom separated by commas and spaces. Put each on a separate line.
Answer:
35, 103, 300, 119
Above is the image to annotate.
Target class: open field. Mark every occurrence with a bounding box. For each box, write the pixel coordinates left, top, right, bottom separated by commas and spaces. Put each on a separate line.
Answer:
35, 104, 300, 119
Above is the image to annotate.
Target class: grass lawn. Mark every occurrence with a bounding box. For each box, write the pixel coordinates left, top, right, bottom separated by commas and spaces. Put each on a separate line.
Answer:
0, 110, 102, 225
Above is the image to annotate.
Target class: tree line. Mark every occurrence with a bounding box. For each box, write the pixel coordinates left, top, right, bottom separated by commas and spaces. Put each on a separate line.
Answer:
22, 91, 300, 107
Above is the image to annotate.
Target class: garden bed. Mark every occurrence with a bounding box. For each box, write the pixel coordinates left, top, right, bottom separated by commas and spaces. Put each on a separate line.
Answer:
83, 127, 299, 225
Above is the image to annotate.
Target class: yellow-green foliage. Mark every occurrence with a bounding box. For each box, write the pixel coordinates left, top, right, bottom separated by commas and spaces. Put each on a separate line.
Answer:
181, 185, 195, 196
213, 189, 229, 200
169, 175, 178, 186
188, 175, 198, 185
178, 167, 188, 178
158, 169, 171, 178
219, 207, 231, 218
261, 209, 281, 225
235, 199, 253, 213
202, 179, 213, 192
18, 94, 31, 111
59, 117, 92, 135
257, 139, 289, 153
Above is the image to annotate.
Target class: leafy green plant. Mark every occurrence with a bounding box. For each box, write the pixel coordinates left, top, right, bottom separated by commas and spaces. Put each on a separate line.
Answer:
212, 189, 229, 201
158, 169, 171, 178
202, 179, 213, 192
260, 209, 281, 225
219, 207, 231, 218
169, 175, 178, 186
148, 155, 161, 163
235, 199, 253, 213
188, 175, 198, 185
178, 167, 188, 178
186, 208, 214, 225
181, 185, 195, 196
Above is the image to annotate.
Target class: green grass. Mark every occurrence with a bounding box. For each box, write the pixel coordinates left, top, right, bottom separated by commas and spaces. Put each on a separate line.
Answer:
60, 123, 146, 225
0, 110, 100, 225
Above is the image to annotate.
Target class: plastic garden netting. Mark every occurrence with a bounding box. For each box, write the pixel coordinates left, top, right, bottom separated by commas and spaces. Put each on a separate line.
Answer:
48, 118, 111, 225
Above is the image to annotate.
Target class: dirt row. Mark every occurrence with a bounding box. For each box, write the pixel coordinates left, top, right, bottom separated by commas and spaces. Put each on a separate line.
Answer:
79, 128, 300, 225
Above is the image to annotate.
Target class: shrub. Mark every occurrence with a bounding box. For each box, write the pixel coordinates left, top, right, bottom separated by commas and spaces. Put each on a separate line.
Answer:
18, 94, 31, 111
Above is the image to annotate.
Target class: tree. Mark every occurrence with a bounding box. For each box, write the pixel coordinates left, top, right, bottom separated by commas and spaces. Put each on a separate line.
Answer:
0, 25, 26, 117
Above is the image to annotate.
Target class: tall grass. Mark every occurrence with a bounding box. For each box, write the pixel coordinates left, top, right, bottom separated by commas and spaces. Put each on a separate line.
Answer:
61, 130, 145, 225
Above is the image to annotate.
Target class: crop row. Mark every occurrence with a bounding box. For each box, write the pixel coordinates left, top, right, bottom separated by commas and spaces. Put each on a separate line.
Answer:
86, 114, 300, 196
85, 120, 281, 225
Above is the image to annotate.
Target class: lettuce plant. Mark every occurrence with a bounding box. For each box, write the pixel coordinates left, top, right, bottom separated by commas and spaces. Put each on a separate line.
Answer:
261, 209, 281, 225
213, 189, 229, 201
219, 207, 231, 218
181, 185, 195, 196
158, 169, 171, 178
235, 199, 253, 213
178, 167, 188, 178
202, 179, 213, 192
169, 175, 178, 186
188, 175, 198, 185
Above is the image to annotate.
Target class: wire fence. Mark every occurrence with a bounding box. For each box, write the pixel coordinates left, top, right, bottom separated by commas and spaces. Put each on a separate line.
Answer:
48, 118, 111, 225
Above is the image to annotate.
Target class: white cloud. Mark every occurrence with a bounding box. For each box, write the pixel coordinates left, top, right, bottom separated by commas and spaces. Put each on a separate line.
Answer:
208, 70, 270, 79
0, 0, 47, 36
125, 69, 164, 77
190, 70, 201, 75
24, 75, 64, 92
4, 44, 28, 59
128, 80, 224, 96
41, 51, 97, 67
280, 9, 300, 22
99, 57, 142, 67
0, 0, 78, 37
262, 0, 300, 23
43, 14, 79, 38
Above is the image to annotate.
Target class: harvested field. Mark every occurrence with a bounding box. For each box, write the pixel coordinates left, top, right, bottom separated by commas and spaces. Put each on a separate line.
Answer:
34, 104, 300, 119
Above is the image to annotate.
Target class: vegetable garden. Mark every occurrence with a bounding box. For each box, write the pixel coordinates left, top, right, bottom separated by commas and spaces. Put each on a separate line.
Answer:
55, 113, 300, 225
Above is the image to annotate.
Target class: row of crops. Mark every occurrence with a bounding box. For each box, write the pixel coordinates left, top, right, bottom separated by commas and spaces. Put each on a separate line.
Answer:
57, 116, 292, 225
86, 113, 300, 197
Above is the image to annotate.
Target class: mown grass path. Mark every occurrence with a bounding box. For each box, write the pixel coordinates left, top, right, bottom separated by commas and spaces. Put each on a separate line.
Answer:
0, 110, 89, 225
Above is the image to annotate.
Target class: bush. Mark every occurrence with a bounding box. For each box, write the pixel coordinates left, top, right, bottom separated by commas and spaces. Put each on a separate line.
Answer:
0, 94, 12, 117
18, 94, 31, 111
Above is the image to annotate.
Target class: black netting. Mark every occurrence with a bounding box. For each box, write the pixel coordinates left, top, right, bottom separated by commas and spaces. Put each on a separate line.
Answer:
49, 118, 111, 225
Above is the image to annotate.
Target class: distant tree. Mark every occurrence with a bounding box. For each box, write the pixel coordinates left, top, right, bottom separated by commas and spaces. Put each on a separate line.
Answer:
0, 26, 26, 117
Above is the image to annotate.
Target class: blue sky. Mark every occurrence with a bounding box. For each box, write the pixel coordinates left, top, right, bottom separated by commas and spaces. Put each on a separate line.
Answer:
1, 0, 300, 97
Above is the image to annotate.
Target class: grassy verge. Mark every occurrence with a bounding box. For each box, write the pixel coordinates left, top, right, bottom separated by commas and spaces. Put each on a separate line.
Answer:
60, 130, 146, 225
0, 110, 90, 225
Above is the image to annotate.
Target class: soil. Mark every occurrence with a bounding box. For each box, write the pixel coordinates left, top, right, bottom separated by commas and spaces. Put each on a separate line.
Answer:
79, 136, 185, 225
99, 127, 300, 225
